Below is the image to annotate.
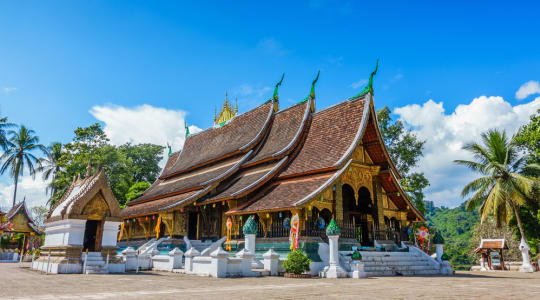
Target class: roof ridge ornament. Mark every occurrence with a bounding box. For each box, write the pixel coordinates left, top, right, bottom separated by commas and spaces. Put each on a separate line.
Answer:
214, 91, 238, 126
167, 142, 172, 157
185, 120, 190, 137
299, 70, 320, 103
265, 73, 285, 104
352, 59, 378, 99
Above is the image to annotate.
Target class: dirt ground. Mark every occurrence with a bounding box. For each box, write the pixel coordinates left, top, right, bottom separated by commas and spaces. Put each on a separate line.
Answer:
0, 263, 539, 299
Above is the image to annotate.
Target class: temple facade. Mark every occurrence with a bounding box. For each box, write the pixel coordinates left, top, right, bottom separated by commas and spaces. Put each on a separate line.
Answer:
119, 71, 425, 249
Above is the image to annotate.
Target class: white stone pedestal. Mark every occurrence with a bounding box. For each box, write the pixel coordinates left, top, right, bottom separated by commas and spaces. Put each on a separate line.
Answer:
184, 247, 200, 274
350, 261, 367, 278
435, 244, 444, 263
244, 234, 256, 255
519, 238, 534, 273
440, 261, 453, 275
263, 249, 280, 276
319, 235, 348, 278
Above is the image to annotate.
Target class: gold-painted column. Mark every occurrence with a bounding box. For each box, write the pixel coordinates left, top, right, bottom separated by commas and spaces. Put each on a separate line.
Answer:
334, 178, 344, 222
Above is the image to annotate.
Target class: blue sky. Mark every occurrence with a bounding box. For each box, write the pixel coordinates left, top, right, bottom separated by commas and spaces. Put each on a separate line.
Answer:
1, 1, 540, 209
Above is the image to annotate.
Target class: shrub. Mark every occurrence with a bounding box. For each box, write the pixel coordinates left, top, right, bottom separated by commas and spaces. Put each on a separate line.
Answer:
282, 249, 311, 274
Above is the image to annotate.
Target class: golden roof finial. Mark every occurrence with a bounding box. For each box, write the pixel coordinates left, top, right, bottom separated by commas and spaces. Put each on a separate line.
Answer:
215, 91, 237, 126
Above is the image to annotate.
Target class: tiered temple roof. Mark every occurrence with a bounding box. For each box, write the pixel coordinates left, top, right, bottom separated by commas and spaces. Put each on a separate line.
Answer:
121, 78, 424, 221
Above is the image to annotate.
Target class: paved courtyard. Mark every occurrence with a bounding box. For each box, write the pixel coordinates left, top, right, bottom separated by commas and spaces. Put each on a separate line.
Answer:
0, 263, 539, 299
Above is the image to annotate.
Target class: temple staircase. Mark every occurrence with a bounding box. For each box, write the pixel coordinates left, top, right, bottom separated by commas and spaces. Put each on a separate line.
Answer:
84, 252, 108, 274
358, 250, 441, 276
189, 240, 214, 252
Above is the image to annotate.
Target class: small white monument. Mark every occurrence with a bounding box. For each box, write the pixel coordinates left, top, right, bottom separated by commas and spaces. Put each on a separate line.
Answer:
320, 219, 348, 278
32, 166, 124, 274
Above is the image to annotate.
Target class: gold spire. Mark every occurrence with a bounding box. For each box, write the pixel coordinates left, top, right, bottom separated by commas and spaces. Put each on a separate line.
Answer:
215, 91, 238, 126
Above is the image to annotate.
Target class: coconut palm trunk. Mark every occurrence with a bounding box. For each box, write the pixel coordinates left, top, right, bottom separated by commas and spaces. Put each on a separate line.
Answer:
511, 201, 534, 272
12, 157, 21, 207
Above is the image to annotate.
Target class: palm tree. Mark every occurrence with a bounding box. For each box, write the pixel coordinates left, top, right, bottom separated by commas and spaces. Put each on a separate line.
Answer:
38, 142, 63, 199
0, 125, 48, 207
455, 129, 539, 272
0, 114, 15, 150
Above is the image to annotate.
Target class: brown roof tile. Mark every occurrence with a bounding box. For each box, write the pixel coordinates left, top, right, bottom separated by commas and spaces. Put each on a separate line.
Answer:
280, 96, 368, 177
121, 190, 200, 218
162, 102, 273, 178
201, 157, 287, 204
229, 173, 334, 214
133, 153, 250, 203
247, 101, 309, 164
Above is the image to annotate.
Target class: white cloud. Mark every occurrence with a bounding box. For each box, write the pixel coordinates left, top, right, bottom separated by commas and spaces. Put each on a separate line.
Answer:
350, 79, 368, 89
0, 173, 49, 212
516, 80, 540, 100
394, 95, 540, 208
90, 104, 202, 167
1, 87, 17, 93
394, 73, 404, 80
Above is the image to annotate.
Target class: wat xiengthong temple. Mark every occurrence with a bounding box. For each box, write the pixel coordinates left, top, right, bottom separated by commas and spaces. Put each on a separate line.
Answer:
119, 67, 425, 249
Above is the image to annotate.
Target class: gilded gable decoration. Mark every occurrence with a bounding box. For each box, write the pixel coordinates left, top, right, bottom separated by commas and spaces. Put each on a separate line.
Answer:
214, 92, 238, 126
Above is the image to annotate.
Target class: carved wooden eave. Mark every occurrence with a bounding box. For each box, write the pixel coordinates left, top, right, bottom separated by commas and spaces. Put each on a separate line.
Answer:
45, 169, 121, 223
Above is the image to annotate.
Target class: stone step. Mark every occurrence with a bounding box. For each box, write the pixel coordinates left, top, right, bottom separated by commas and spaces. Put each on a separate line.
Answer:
363, 269, 441, 277
364, 261, 432, 267
361, 257, 427, 263
363, 265, 440, 272
85, 265, 109, 274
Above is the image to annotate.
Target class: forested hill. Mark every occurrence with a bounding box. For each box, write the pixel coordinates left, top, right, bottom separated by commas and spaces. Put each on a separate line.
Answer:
425, 201, 480, 269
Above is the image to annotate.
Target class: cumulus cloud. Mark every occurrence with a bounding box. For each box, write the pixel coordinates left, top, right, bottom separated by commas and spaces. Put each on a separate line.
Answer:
516, 80, 540, 100
350, 79, 368, 89
90, 104, 202, 151
0, 173, 49, 211
394, 95, 540, 207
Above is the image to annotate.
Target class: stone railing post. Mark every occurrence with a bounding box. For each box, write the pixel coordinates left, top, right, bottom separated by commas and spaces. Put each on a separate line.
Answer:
236, 249, 256, 277
432, 231, 445, 263
168, 247, 183, 271
320, 219, 348, 278
184, 248, 200, 274
122, 247, 137, 271
210, 247, 229, 278
263, 249, 280, 276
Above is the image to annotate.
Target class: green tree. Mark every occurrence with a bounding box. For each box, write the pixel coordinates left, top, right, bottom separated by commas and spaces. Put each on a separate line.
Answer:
377, 106, 429, 214
38, 142, 63, 199
30, 205, 49, 227
50, 123, 163, 207
455, 129, 539, 266
125, 181, 151, 203
512, 109, 540, 256
119, 143, 164, 183
0, 113, 15, 150
0, 126, 47, 207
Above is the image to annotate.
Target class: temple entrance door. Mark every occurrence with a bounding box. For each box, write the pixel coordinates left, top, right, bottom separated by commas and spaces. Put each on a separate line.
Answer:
188, 212, 198, 240
83, 220, 100, 251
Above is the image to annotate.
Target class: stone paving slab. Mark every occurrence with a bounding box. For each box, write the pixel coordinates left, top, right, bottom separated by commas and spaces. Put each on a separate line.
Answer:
0, 263, 539, 299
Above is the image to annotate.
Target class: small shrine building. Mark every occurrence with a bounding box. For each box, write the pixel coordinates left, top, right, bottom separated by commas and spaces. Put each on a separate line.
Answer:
0, 200, 41, 252
119, 68, 425, 248
34, 167, 123, 273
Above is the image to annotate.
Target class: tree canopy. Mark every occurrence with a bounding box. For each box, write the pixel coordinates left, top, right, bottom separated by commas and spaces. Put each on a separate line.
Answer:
49, 123, 164, 207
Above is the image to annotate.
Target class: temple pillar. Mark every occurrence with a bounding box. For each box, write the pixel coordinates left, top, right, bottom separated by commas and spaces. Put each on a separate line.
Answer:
374, 177, 385, 229
334, 179, 344, 222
